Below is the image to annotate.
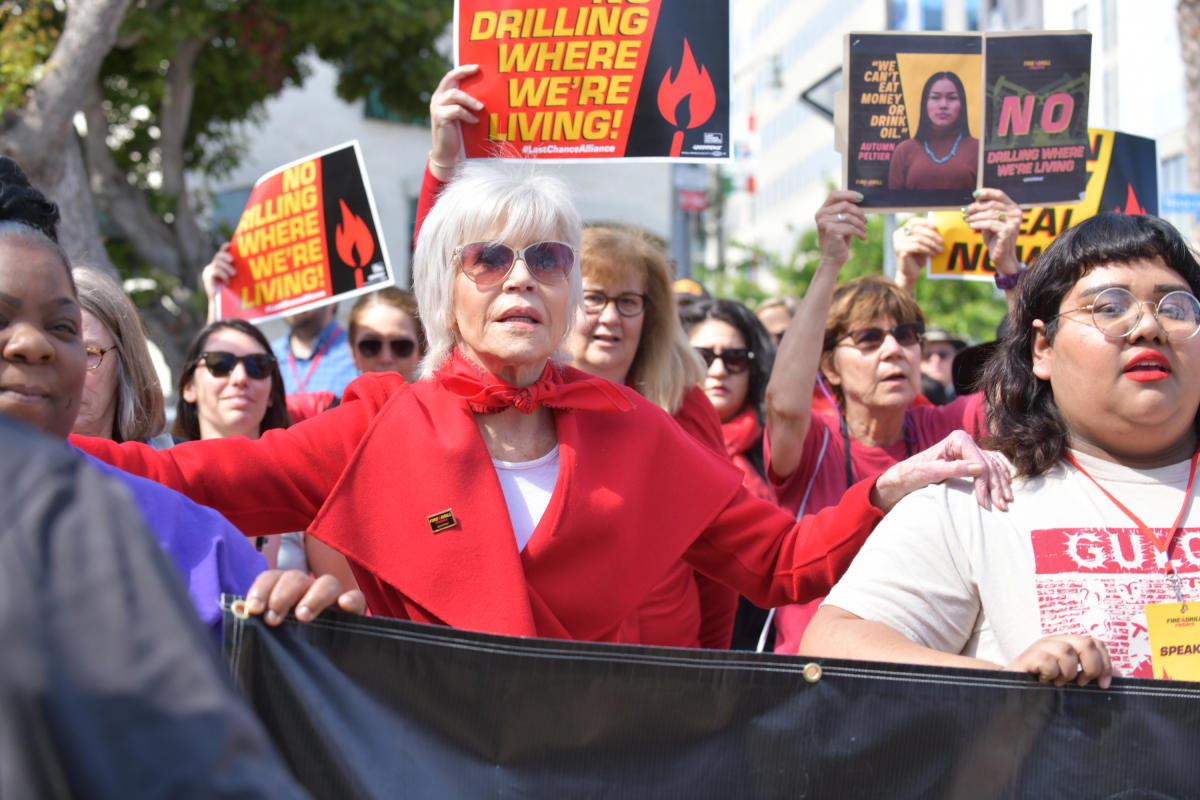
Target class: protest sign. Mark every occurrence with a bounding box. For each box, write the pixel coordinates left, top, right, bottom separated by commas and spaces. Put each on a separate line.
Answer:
982, 33, 1092, 204
224, 599, 1200, 799
842, 31, 1090, 211
928, 129, 1157, 281
216, 141, 393, 324
454, 0, 730, 161
844, 32, 982, 211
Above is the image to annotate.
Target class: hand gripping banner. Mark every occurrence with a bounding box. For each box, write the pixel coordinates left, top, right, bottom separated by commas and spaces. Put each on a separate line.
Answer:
223, 597, 1200, 798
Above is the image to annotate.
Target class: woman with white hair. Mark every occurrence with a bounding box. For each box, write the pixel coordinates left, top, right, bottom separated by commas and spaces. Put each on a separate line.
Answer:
74, 160, 1008, 639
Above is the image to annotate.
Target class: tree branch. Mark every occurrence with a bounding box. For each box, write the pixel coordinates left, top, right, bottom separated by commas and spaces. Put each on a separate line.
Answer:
4, 0, 133, 175
159, 35, 211, 276
80, 85, 182, 276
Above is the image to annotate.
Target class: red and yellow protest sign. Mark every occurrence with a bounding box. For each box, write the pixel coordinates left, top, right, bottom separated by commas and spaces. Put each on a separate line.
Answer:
927, 128, 1157, 280
215, 141, 393, 323
455, 0, 730, 160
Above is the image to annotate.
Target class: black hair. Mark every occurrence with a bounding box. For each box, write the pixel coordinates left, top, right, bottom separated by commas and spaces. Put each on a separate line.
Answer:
914, 71, 972, 142
0, 157, 60, 242
172, 319, 291, 440
981, 213, 1200, 476
0, 157, 73, 290
680, 298, 776, 477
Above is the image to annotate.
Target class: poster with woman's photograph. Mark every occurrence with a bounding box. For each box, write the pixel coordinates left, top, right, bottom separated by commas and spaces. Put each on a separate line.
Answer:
983, 32, 1091, 205
843, 33, 982, 211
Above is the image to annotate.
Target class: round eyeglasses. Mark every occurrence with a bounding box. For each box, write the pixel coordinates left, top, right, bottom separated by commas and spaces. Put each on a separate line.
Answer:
85, 344, 117, 370
582, 291, 645, 317
1053, 287, 1200, 341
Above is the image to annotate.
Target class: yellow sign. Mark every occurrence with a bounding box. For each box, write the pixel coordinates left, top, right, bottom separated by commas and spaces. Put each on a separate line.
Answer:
1146, 601, 1200, 681
927, 127, 1114, 281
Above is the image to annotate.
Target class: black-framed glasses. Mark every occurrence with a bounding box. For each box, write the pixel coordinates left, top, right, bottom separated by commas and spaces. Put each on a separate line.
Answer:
356, 337, 416, 359
454, 240, 576, 287
838, 322, 925, 352
582, 290, 646, 317
1054, 287, 1200, 341
85, 344, 117, 370
199, 351, 276, 380
695, 346, 755, 374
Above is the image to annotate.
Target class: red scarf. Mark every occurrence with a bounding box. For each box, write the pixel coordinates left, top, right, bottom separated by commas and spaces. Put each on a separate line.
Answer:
722, 406, 762, 459
435, 349, 632, 414
722, 406, 774, 504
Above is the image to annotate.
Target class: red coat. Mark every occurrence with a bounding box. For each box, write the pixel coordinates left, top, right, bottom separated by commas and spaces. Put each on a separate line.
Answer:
627, 386, 738, 649
73, 369, 884, 642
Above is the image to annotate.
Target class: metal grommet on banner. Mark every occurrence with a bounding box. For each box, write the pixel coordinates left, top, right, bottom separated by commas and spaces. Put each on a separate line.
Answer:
802, 662, 823, 683
230, 598, 251, 620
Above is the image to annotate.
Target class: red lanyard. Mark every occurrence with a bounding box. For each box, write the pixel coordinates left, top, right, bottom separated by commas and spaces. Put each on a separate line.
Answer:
1065, 446, 1200, 605
286, 323, 341, 393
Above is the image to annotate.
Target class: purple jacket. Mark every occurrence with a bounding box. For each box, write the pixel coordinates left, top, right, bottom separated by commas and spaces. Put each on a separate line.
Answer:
81, 453, 265, 637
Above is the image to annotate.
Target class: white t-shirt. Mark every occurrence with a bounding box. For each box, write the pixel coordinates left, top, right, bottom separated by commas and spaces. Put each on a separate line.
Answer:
824, 449, 1200, 678
493, 446, 560, 552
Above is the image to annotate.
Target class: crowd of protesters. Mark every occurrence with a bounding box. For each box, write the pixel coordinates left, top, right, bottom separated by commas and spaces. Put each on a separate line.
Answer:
6, 60, 1200, 791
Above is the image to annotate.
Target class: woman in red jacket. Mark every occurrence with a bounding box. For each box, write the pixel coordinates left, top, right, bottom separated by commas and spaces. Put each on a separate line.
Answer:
74, 156, 1009, 642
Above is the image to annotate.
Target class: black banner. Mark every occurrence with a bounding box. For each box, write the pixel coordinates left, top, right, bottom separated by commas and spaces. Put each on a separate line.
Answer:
224, 598, 1200, 798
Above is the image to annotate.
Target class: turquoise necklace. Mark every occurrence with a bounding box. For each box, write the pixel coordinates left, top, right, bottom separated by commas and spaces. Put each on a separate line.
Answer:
923, 132, 962, 164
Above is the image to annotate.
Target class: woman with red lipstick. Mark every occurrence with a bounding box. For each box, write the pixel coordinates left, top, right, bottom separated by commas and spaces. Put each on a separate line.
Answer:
888, 71, 979, 193
73, 159, 1011, 643
803, 213, 1200, 685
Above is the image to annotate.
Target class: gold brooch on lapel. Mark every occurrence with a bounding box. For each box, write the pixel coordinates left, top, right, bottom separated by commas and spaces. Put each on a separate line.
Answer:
427, 508, 457, 533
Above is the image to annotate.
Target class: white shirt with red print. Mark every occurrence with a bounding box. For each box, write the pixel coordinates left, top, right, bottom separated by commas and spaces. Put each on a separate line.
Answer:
823, 449, 1200, 678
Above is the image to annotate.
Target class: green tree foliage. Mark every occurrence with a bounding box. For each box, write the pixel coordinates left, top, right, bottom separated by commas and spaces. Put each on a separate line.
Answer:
99, 0, 451, 190
0, 1, 60, 110
700, 214, 1006, 344
2, 0, 452, 366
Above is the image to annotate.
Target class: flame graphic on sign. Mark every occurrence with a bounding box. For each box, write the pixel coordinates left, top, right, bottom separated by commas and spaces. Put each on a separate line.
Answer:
335, 199, 374, 288
1119, 184, 1147, 215
657, 39, 716, 157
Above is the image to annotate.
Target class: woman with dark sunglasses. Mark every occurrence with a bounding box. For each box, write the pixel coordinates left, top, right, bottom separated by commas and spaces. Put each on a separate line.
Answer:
682, 299, 786, 650
172, 320, 358, 594
173, 320, 289, 442
763, 189, 1023, 655
682, 299, 776, 505
348, 287, 425, 382
75, 148, 1010, 644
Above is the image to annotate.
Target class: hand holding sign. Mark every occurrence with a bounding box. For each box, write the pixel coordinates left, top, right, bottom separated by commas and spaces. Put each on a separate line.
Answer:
214, 141, 394, 324
963, 188, 1023, 279
893, 218, 943, 295
430, 64, 484, 180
